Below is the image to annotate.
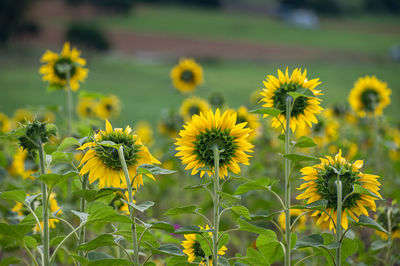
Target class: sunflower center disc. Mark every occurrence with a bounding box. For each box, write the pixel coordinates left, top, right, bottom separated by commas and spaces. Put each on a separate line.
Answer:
189, 105, 201, 116
181, 70, 194, 83
360, 89, 380, 112
54, 57, 77, 79
272, 83, 309, 117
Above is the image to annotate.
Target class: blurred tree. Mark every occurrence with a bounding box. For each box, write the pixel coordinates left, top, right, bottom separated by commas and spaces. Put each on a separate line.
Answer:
0, 0, 39, 43
66, 22, 110, 51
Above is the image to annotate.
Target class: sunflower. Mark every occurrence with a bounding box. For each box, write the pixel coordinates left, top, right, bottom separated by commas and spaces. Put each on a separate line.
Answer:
180, 96, 210, 122
8, 148, 36, 179
389, 128, 400, 161
77, 97, 98, 118
113, 192, 135, 215
13, 109, 34, 127
375, 203, 400, 240
39, 42, 88, 91
78, 120, 160, 189
0, 112, 10, 133
235, 106, 261, 141
158, 109, 183, 138
96, 95, 120, 120
175, 109, 253, 179
278, 209, 306, 231
135, 121, 154, 147
171, 58, 204, 93
260, 68, 323, 132
348, 76, 391, 117
182, 225, 227, 265
296, 150, 381, 230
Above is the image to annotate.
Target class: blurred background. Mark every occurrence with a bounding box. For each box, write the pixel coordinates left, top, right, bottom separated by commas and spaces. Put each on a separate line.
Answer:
0, 0, 399, 125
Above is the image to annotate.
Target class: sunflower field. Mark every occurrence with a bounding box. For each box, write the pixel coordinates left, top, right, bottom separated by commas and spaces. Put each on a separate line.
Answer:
1, 2, 400, 266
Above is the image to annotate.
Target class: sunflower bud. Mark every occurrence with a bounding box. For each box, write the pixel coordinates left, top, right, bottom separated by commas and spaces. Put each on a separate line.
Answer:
18, 120, 57, 156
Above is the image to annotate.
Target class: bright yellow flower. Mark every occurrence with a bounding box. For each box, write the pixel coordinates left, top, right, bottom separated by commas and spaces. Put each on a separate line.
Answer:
171, 58, 203, 93
96, 95, 120, 120
234, 106, 261, 141
175, 109, 253, 179
180, 96, 210, 122
296, 150, 381, 231
0, 112, 10, 133
135, 121, 154, 147
389, 128, 400, 161
8, 148, 36, 179
39, 42, 88, 91
78, 120, 160, 189
182, 225, 227, 265
260, 68, 323, 132
348, 76, 391, 117
278, 209, 306, 231
77, 97, 98, 118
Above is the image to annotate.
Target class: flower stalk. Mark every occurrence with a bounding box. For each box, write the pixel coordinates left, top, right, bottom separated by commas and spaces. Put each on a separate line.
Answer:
284, 96, 292, 266
118, 145, 140, 265
66, 70, 73, 136
39, 140, 50, 266
336, 175, 342, 266
212, 145, 220, 266
78, 174, 88, 262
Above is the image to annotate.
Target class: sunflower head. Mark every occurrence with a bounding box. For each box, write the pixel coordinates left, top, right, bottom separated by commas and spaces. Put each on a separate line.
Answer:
209, 92, 225, 109
182, 225, 227, 265
0, 113, 10, 133
175, 109, 253, 179
135, 121, 154, 147
39, 42, 88, 91
171, 58, 203, 93
13, 109, 34, 127
260, 68, 323, 132
296, 150, 381, 230
180, 96, 210, 122
18, 120, 57, 156
78, 120, 160, 189
77, 97, 98, 118
96, 95, 120, 120
375, 202, 400, 240
278, 209, 307, 231
348, 75, 391, 117
158, 109, 183, 138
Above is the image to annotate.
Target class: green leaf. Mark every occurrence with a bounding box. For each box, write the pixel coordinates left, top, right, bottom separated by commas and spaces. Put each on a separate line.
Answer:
234, 177, 271, 195
71, 210, 89, 224
57, 137, 80, 151
50, 236, 65, 247
370, 239, 389, 251
291, 199, 328, 211
294, 136, 317, 148
73, 189, 98, 202
87, 259, 132, 266
50, 151, 74, 164
79, 90, 107, 99
240, 248, 270, 265
47, 83, 63, 92
86, 202, 132, 224
218, 233, 230, 250
0, 257, 22, 266
23, 235, 37, 249
138, 164, 176, 175
20, 206, 43, 226
352, 184, 383, 200
256, 233, 282, 264
184, 182, 211, 190
295, 234, 325, 249
231, 205, 251, 220
238, 218, 272, 235
154, 244, 184, 256
250, 108, 281, 117
166, 256, 192, 265
288, 89, 315, 100
250, 211, 282, 221
218, 191, 241, 201
123, 200, 154, 213
24, 194, 40, 206
147, 221, 175, 233
283, 154, 319, 164
38, 171, 77, 189
173, 226, 201, 234
353, 215, 388, 233
0, 223, 33, 242
98, 141, 121, 149
164, 206, 197, 216
219, 257, 230, 266
341, 238, 358, 263
78, 234, 116, 251
0, 190, 26, 203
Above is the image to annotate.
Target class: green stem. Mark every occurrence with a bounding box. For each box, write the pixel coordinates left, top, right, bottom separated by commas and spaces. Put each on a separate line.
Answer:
23, 244, 39, 266
385, 206, 393, 265
212, 145, 220, 266
118, 146, 139, 265
284, 96, 292, 266
78, 174, 88, 262
336, 176, 342, 266
39, 141, 49, 266
66, 71, 73, 136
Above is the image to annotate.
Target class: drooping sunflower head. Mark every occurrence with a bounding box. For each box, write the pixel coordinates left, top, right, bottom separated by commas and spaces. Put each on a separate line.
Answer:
234, 106, 261, 141
278, 209, 307, 231
182, 225, 227, 265
171, 58, 204, 93
0, 112, 10, 133
348, 75, 391, 117
78, 120, 160, 189
39, 42, 88, 91
260, 68, 323, 132
175, 109, 253, 179
77, 97, 98, 118
375, 202, 400, 240
180, 96, 210, 122
135, 121, 154, 147
296, 150, 381, 230
96, 95, 120, 120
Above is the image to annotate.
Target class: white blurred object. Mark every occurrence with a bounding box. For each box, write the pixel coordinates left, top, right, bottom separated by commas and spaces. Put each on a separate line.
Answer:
282, 9, 319, 29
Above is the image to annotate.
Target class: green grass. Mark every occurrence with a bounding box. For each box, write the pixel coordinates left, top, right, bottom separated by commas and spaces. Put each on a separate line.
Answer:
88, 5, 400, 57
0, 49, 399, 128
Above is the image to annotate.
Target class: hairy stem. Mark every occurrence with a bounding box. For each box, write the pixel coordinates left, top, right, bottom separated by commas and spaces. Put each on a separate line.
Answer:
39, 141, 49, 266
78, 174, 88, 263
284, 96, 292, 266
336, 176, 342, 266
212, 145, 220, 266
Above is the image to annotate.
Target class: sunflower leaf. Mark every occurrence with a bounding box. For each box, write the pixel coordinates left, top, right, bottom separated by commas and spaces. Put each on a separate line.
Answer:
173, 226, 201, 234
122, 199, 154, 213
231, 205, 251, 220
237, 218, 272, 236
147, 222, 175, 233
57, 137, 80, 151
234, 177, 271, 195
164, 205, 197, 216
283, 154, 319, 164
352, 215, 388, 233
152, 244, 184, 257
250, 108, 281, 117
98, 141, 121, 150
38, 171, 77, 190
291, 199, 328, 211
294, 136, 317, 148
77, 234, 116, 251
250, 211, 282, 221
218, 191, 241, 201
184, 182, 211, 190
352, 184, 383, 200
0, 190, 26, 203
138, 164, 176, 175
